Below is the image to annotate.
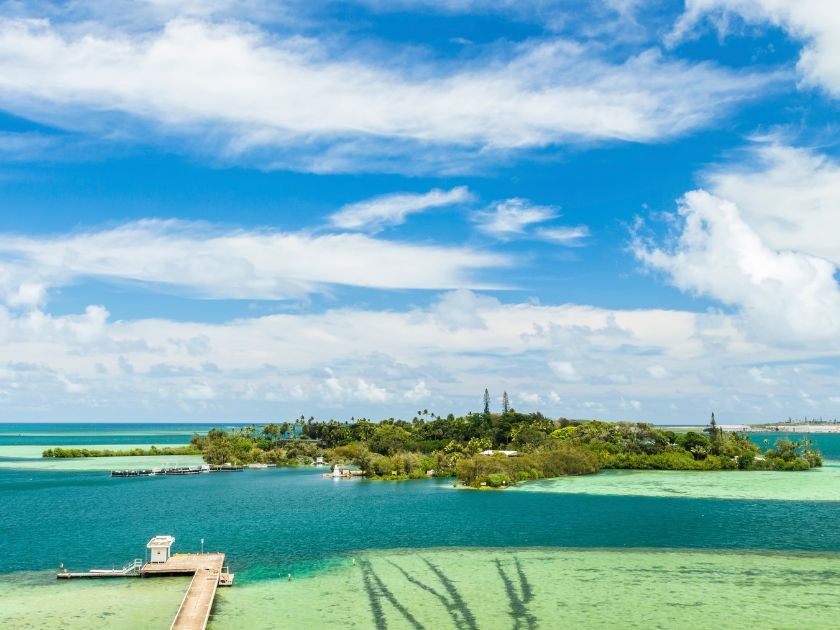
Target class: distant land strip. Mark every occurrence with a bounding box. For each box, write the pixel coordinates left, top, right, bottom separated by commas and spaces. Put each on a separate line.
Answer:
42, 446, 202, 458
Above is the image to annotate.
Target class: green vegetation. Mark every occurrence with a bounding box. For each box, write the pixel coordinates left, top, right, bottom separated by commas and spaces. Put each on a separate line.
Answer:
42, 445, 201, 458
188, 408, 822, 487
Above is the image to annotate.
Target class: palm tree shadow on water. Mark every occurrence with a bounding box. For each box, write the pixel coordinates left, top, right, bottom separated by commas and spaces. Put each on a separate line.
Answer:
359, 554, 535, 630
495, 556, 538, 630
359, 558, 424, 630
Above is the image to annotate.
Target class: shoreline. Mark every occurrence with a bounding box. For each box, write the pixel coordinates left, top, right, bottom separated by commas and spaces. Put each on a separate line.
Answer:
659, 424, 840, 433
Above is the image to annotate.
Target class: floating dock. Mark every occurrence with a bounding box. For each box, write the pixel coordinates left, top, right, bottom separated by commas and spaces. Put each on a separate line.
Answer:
111, 464, 244, 477
57, 537, 233, 630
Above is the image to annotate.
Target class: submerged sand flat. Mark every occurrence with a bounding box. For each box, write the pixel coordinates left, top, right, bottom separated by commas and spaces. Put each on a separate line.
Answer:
0, 454, 205, 471
511, 461, 840, 502
0, 571, 185, 629
5, 548, 840, 629
0, 444, 204, 471
0, 444, 184, 459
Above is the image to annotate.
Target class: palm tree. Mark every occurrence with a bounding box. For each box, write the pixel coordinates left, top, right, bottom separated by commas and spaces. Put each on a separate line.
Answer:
261, 423, 280, 447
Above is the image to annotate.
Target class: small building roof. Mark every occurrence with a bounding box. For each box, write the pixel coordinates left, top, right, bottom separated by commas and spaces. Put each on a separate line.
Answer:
480, 449, 520, 457
147, 535, 175, 549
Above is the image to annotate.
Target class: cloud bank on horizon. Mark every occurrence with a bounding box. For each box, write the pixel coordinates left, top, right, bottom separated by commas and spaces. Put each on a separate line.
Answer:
1, 0, 840, 423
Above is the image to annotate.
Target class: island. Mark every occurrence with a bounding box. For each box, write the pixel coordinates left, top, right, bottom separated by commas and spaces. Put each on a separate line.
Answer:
179, 411, 822, 488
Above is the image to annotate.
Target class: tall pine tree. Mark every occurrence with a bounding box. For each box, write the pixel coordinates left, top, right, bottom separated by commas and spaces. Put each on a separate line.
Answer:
502, 391, 510, 414
483, 388, 491, 415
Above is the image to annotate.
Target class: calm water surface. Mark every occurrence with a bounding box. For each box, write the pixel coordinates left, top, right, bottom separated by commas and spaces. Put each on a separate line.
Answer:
1, 426, 839, 577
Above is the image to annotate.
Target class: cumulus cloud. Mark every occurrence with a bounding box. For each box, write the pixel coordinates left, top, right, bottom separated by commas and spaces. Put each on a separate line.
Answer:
329, 186, 472, 232
550, 360, 580, 381
669, 1, 840, 97
0, 18, 779, 172
704, 143, 840, 264
634, 189, 840, 344
0, 219, 508, 303
403, 379, 431, 402
0, 289, 835, 420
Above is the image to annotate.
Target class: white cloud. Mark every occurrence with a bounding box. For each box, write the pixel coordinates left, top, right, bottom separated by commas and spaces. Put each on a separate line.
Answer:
182, 383, 216, 400
403, 379, 431, 402
550, 360, 580, 381
647, 365, 669, 379
704, 143, 840, 264
354, 378, 391, 403
516, 392, 542, 406
329, 186, 472, 232
429, 288, 500, 331
57, 374, 87, 394
634, 189, 840, 345
0, 289, 837, 420
0, 18, 779, 172
620, 398, 641, 410
748, 366, 776, 385
473, 198, 590, 245
0, 219, 508, 303
670, 1, 840, 97
473, 198, 557, 238
534, 225, 590, 246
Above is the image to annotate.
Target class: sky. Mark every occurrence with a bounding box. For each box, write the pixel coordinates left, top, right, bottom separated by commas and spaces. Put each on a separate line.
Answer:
1, 0, 840, 423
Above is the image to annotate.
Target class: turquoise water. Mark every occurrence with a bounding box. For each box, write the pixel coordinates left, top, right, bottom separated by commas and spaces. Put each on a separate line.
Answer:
1, 429, 840, 575
0, 423, 219, 447
2, 425, 840, 628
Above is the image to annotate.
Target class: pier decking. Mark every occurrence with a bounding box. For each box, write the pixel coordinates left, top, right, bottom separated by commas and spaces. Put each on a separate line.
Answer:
168, 558, 225, 630
141, 553, 225, 575
57, 541, 233, 630
142, 554, 233, 630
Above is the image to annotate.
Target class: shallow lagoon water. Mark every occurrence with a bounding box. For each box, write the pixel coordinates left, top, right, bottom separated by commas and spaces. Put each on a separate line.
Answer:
513, 460, 840, 501
0, 444, 204, 471
4, 548, 840, 629
0, 571, 184, 629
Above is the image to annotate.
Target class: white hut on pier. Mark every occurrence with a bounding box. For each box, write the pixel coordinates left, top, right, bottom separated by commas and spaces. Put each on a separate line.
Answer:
146, 535, 175, 563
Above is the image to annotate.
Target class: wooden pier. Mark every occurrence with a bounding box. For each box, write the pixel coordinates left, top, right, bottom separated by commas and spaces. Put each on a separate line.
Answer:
57, 540, 233, 630
156, 555, 228, 630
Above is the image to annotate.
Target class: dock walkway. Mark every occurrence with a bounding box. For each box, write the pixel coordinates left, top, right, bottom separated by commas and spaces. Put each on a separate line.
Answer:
141, 554, 229, 630
58, 543, 233, 630
170, 567, 221, 630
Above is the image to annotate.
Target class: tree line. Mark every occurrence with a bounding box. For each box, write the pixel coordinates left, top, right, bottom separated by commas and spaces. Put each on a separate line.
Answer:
188, 408, 822, 487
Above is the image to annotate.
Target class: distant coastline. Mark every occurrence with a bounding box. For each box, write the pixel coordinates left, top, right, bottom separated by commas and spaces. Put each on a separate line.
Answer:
659, 423, 840, 434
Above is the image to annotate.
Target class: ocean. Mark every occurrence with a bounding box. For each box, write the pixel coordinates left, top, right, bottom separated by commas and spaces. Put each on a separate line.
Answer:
1, 424, 839, 629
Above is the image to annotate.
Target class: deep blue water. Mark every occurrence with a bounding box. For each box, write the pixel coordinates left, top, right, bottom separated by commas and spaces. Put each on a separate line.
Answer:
1, 426, 839, 578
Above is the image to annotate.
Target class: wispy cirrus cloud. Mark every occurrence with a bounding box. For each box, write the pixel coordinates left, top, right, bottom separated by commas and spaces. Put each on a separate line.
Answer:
473, 198, 589, 245
0, 219, 509, 306
535, 225, 590, 246
329, 186, 473, 232
473, 198, 557, 238
0, 18, 781, 173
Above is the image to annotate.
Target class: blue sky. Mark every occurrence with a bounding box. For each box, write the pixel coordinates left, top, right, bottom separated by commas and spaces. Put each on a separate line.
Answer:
2, 0, 840, 423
